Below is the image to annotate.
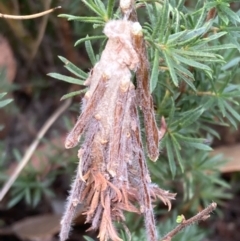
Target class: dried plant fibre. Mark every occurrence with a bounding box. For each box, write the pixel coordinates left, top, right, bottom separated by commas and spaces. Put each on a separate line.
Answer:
60, 19, 175, 241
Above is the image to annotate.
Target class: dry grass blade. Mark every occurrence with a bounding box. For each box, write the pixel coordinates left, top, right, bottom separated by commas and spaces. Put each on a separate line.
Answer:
0, 99, 71, 202
0, 6, 61, 19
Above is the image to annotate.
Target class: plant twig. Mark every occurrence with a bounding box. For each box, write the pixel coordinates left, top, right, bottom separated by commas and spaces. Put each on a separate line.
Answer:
160, 202, 217, 241
0, 2, 30, 39
11, 0, 20, 15
30, 0, 52, 59
0, 6, 61, 19
0, 98, 71, 201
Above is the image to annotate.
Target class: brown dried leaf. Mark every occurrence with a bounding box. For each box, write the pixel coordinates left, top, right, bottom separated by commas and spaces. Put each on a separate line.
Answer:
212, 144, 240, 173
12, 214, 61, 241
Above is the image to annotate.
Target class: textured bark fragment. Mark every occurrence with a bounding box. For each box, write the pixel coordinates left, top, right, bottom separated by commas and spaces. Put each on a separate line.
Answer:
59, 163, 86, 241
132, 27, 161, 162
107, 81, 133, 177
65, 75, 108, 149
130, 100, 158, 241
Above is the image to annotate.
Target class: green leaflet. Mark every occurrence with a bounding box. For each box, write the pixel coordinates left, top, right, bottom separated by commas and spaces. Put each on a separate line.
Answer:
0, 93, 12, 108
58, 14, 104, 24
172, 52, 212, 72
83, 236, 95, 241
47, 73, 85, 85
75, 35, 106, 47
163, 50, 179, 87
60, 89, 87, 101
58, 56, 88, 79
150, 49, 160, 92
106, 0, 115, 19
85, 39, 97, 65
166, 136, 176, 178
0, 98, 12, 108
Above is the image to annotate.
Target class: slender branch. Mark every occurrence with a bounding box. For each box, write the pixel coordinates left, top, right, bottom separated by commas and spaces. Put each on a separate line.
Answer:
11, 0, 20, 15
0, 6, 61, 19
0, 2, 30, 39
30, 0, 52, 59
0, 98, 71, 201
160, 202, 217, 241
